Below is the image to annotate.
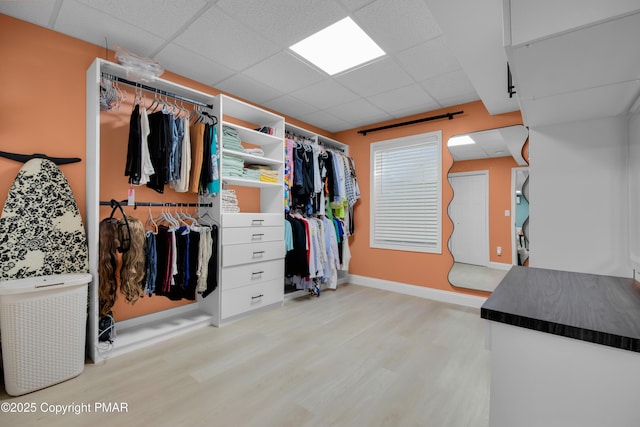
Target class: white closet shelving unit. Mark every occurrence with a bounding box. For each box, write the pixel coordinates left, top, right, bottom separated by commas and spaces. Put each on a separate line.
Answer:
284, 123, 351, 300
86, 58, 220, 363
202, 94, 286, 326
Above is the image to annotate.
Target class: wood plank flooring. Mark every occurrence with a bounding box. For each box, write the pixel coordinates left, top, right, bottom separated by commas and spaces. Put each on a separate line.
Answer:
0, 284, 490, 427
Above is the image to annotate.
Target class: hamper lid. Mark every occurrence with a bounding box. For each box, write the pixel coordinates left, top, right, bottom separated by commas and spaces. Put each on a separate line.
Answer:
0, 273, 92, 295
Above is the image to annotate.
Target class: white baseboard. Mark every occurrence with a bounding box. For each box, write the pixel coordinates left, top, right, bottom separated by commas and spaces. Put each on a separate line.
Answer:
489, 262, 512, 271
348, 274, 487, 309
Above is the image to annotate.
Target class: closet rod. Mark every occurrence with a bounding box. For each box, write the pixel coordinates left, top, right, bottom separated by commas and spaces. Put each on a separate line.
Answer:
99, 200, 212, 208
101, 73, 213, 108
357, 110, 464, 135
286, 134, 346, 153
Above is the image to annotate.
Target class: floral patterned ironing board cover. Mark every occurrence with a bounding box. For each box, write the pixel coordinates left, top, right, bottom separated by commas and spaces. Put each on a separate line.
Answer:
0, 158, 88, 280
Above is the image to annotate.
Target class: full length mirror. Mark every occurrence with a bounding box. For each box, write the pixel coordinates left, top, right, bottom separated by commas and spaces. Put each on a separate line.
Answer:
447, 125, 529, 292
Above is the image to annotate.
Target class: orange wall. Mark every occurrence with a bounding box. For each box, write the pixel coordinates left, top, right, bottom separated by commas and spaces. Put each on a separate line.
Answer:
333, 102, 523, 297
449, 156, 518, 264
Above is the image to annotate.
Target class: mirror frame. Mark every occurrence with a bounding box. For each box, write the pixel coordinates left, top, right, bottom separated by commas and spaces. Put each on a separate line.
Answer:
447, 125, 529, 292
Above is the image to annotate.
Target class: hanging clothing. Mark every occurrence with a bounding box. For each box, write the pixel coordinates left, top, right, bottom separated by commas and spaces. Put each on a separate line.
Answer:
199, 123, 215, 192
205, 125, 220, 194
201, 224, 218, 298
189, 121, 205, 193
170, 116, 191, 192
139, 107, 155, 185
144, 230, 157, 297
285, 215, 309, 278
124, 104, 142, 185
146, 111, 172, 193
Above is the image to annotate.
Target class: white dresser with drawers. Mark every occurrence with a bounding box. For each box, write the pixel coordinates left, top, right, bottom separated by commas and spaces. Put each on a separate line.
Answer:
220, 213, 284, 320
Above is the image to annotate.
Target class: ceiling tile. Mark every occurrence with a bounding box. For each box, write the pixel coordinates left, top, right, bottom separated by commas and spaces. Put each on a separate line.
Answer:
153, 43, 234, 88
336, 57, 414, 97
55, 1, 164, 57
215, 73, 282, 104
297, 110, 354, 133
75, 0, 208, 39
367, 83, 438, 115
436, 92, 480, 108
243, 51, 326, 93
420, 70, 478, 105
172, 6, 280, 71
390, 103, 443, 120
354, 0, 442, 54
290, 78, 360, 110
395, 37, 461, 81
216, 0, 346, 46
338, 0, 378, 12
0, 1, 56, 28
262, 94, 319, 118
329, 98, 391, 126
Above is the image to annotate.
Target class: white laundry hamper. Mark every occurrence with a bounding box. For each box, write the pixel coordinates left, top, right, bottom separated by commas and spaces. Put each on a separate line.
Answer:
0, 273, 91, 396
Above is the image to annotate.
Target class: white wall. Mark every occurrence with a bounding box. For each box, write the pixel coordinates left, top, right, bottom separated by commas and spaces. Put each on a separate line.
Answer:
529, 116, 630, 277
629, 111, 640, 275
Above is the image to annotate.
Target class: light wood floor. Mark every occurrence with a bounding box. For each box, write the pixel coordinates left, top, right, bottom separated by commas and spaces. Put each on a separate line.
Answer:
0, 284, 490, 427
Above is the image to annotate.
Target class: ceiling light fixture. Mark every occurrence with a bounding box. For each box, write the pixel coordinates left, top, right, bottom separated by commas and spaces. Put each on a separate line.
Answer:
289, 17, 385, 76
448, 135, 476, 146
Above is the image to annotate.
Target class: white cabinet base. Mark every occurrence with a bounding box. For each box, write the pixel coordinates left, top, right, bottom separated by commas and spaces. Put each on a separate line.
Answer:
487, 321, 640, 427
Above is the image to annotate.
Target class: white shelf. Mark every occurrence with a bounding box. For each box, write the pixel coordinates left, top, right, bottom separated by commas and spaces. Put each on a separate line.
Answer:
222, 177, 282, 188
222, 121, 282, 147
106, 307, 213, 359
220, 95, 283, 137
221, 148, 283, 167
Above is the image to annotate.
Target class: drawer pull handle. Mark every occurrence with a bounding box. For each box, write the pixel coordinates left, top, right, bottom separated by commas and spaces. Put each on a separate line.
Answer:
251, 271, 264, 276
251, 294, 264, 300
251, 219, 265, 225
252, 251, 265, 257
251, 233, 264, 240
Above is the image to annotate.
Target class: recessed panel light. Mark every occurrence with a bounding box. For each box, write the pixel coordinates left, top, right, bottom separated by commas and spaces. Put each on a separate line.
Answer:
448, 135, 476, 146
290, 17, 385, 76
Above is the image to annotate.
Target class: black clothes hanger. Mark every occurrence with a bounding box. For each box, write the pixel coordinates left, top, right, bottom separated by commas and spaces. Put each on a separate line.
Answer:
109, 199, 131, 253
0, 150, 81, 165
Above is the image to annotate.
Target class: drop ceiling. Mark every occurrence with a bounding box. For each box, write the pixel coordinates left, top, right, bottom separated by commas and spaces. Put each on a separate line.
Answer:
0, 0, 519, 133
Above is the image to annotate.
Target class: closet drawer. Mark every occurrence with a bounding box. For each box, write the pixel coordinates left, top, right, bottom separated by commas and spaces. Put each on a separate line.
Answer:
222, 213, 282, 228
222, 226, 283, 245
221, 279, 284, 319
221, 259, 284, 291
222, 240, 285, 267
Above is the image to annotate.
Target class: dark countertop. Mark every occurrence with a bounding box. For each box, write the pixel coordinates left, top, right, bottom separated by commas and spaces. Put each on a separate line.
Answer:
481, 266, 640, 353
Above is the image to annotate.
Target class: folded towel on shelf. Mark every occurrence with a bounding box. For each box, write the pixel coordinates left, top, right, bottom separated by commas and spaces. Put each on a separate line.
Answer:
222, 125, 244, 152
242, 168, 261, 181
260, 175, 278, 183
222, 205, 241, 213
222, 154, 245, 177
222, 154, 244, 165
221, 188, 240, 213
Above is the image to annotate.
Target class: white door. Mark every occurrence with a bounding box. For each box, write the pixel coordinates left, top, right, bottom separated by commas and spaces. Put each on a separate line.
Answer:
449, 172, 488, 266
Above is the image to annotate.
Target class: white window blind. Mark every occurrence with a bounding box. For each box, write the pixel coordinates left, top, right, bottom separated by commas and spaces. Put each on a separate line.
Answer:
370, 131, 442, 253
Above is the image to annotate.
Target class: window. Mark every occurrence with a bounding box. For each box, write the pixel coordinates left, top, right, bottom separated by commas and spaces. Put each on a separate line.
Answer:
370, 131, 442, 253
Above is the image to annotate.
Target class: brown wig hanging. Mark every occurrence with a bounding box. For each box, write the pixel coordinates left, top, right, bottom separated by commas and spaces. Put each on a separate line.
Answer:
120, 216, 145, 305
98, 200, 132, 316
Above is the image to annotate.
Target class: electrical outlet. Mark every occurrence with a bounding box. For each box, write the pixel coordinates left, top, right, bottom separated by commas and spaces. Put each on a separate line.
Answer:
497, 246, 502, 256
